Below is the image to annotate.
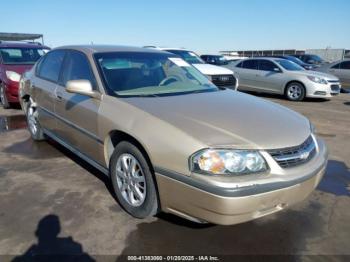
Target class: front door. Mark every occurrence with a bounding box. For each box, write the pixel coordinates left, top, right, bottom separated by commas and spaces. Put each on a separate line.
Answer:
255, 60, 285, 93
54, 50, 103, 163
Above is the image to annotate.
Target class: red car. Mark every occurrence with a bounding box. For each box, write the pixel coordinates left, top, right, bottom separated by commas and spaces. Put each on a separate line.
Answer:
0, 42, 50, 108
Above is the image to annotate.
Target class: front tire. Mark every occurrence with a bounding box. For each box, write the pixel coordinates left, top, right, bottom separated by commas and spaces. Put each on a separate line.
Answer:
110, 141, 159, 218
285, 82, 306, 101
0, 83, 10, 109
26, 101, 45, 141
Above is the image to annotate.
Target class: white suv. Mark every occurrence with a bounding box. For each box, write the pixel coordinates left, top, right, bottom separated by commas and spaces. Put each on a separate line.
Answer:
145, 47, 238, 90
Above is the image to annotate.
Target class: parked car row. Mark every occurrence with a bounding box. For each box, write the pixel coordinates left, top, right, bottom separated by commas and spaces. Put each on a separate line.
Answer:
145, 47, 238, 90
18, 45, 328, 225
1, 41, 348, 109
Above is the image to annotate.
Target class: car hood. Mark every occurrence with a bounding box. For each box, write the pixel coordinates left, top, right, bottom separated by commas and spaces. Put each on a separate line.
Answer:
294, 70, 339, 81
124, 90, 311, 149
193, 63, 234, 76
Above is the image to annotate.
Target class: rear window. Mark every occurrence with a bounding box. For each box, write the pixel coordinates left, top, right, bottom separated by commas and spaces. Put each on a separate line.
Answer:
0, 48, 48, 65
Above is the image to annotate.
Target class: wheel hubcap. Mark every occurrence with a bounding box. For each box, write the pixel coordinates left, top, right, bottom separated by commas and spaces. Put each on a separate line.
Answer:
288, 85, 302, 99
27, 106, 38, 135
116, 154, 146, 207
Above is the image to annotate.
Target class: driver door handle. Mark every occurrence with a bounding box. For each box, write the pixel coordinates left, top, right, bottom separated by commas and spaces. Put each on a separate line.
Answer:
56, 92, 63, 101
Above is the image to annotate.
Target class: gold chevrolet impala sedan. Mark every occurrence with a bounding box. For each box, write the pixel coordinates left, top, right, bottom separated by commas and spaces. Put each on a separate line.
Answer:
19, 45, 328, 225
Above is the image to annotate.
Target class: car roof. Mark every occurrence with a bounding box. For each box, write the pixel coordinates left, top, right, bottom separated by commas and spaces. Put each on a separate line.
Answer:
241, 57, 281, 61
54, 45, 170, 55
0, 41, 50, 49
158, 47, 190, 52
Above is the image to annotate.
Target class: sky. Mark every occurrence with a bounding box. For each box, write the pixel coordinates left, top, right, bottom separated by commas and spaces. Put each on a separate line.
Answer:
1, 0, 349, 54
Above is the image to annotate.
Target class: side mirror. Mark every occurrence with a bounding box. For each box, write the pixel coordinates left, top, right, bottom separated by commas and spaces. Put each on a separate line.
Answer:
273, 67, 281, 73
66, 80, 101, 99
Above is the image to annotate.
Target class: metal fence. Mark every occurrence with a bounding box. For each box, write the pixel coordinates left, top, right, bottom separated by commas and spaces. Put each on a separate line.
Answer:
305, 49, 349, 62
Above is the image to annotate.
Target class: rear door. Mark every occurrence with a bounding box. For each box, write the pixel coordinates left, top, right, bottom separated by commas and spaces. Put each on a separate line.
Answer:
54, 50, 103, 162
34, 50, 66, 131
235, 60, 259, 91
255, 59, 285, 93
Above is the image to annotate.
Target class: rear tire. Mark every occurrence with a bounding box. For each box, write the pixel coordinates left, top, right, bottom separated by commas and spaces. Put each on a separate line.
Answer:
0, 83, 10, 109
26, 101, 45, 141
285, 82, 306, 101
110, 141, 159, 219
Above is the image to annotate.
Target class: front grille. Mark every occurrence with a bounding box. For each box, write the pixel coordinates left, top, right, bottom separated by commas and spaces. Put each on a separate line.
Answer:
331, 85, 340, 92
327, 80, 339, 83
267, 136, 316, 168
211, 75, 236, 87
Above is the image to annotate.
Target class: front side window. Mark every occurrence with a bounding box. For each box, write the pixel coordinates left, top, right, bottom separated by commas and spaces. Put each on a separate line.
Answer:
60, 51, 96, 88
94, 52, 218, 97
276, 59, 304, 71
258, 60, 279, 71
339, 61, 350, 70
0, 48, 49, 65
164, 50, 204, 64
38, 50, 66, 82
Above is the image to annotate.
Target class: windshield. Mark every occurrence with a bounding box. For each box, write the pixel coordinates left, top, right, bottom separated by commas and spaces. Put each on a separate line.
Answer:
164, 50, 204, 64
214, 56, 229, 65
95, 52, 218, 97
307, 55, 324, 62
0, 48, 48, 65
276, 59, 305, 71
285, 56, 304, 65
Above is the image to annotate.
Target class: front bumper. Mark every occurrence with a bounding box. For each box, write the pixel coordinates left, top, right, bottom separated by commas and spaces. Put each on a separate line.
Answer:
155, 138, 328, 225
305, 80, 341, 98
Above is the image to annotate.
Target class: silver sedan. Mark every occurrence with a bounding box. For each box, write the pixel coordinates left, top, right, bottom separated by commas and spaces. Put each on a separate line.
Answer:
316, 59, 350, 90
232, 57, 341, 101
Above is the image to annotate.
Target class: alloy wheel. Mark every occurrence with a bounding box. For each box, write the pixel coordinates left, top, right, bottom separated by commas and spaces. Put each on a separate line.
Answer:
287, 85, 302, 100
27, 105, 39, 136
115, 153, 146, 207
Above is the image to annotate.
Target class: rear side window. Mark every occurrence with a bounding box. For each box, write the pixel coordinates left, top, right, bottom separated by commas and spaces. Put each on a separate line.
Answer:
339, 61, 350, 70
241, 60, 258, 70
38, 50, 66, 82
60, 50, 96, 88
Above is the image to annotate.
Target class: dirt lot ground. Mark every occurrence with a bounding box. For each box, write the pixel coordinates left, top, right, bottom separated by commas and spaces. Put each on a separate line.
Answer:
0, 92, 349, 261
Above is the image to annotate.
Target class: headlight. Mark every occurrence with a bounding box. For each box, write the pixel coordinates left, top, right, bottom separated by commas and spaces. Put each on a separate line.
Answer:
6, 71, 21, 82
307, 76, 327, 84
190, 149, 267, 175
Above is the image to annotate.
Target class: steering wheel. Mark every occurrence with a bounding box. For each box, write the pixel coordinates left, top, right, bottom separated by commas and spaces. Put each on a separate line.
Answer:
159, 75, 181, 86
